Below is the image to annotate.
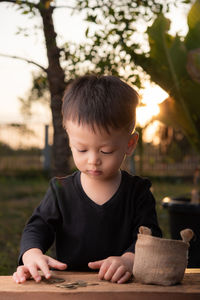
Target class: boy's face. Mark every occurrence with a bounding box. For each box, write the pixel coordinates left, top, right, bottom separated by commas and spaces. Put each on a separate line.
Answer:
66, 120, 138, 181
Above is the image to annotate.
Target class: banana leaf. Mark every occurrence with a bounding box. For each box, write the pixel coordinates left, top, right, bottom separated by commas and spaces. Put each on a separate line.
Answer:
145, 0, 200, 153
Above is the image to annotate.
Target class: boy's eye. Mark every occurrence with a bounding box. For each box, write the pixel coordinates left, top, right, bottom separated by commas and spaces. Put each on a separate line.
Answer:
101, 150, 113, 154
78, 149, 87, 153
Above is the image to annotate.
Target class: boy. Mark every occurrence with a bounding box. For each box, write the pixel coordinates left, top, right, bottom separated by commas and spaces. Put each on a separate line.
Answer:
13, 75, 162, 284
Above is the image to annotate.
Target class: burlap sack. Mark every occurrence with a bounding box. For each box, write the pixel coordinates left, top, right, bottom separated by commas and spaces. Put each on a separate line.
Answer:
133, 228, 193, 286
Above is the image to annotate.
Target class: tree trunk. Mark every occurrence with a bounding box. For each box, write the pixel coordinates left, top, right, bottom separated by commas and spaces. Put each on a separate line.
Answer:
39, 1, 71, 176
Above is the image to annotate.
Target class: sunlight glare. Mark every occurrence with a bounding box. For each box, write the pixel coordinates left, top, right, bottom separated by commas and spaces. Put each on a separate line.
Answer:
143, 121, 161, 145
136, 83, 168, 127
136, 105, 160, 127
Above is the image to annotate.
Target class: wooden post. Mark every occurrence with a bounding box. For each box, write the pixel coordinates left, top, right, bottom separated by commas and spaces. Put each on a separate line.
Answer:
43, 124, 51, 171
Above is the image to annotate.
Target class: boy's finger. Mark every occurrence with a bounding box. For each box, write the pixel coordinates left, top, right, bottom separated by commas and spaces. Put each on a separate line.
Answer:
16, 265, 31, 283
28, 264, 41, 282
104, 263, 117, 281
111, 265, 126, 283
37, 261, 51, 279
47, 257, 67, 270
13, 272, 25, 284
117, 271, 131, 284
13, 272, 20, 283
98, 261, 110, 280
88, 259, 104, 270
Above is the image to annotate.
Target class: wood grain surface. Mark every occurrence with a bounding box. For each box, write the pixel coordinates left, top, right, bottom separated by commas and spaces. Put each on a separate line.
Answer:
0, 269, 199, 300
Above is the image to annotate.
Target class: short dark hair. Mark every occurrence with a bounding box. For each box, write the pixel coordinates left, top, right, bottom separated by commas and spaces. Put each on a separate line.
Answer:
62, 75, 139, 133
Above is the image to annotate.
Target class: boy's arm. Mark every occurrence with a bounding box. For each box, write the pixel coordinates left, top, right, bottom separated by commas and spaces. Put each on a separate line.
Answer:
124, 187, 162, 254
18, 183, 62, 265
13, 248, 67, 283
15, 181, 66, 283
134, 182, 162, 238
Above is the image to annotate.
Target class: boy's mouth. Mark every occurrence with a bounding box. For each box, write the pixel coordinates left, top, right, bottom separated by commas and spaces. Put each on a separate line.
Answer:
87, 170, 102, 176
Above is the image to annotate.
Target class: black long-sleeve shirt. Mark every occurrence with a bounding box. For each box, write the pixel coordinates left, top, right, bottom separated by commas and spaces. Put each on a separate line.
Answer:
19, 170, 162, 270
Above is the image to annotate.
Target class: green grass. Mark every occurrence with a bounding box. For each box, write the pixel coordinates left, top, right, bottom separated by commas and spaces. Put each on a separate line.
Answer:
0, 174, 49, 275
0, 173, 193, 275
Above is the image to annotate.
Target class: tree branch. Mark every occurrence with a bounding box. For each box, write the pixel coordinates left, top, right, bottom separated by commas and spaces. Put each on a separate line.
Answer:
51, 5, 76, 10
0, 0, 76, 13
0, 53, 47, 72
0, 0, 38, 7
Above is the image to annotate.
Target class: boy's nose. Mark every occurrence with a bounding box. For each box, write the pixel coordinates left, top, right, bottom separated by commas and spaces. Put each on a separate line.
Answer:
88, 152, 101, 165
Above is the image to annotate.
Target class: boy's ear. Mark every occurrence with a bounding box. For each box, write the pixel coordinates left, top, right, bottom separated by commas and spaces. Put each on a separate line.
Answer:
126, 131, 139, 156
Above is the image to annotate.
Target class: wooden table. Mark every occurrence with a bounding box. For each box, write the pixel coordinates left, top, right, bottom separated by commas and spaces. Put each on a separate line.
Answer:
0, 269, 200, 300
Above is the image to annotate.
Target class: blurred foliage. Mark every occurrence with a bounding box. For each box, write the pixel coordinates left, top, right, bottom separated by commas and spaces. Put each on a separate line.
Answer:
19, 73, 50, 117
63, 0, 190, 85
148, 1, 200, 153
157, 125, 194, 162
0, 142, 41, 155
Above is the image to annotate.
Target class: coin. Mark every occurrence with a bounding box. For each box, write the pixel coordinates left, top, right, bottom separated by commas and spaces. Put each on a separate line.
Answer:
42, 276, 65, 284
56, 283, 77, 289
56, 280, 100, 290
76, 280, 87, 287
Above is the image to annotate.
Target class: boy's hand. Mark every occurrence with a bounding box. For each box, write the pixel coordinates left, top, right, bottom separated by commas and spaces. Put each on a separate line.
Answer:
13, 248, 67, 284
88, 252, 134, 284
